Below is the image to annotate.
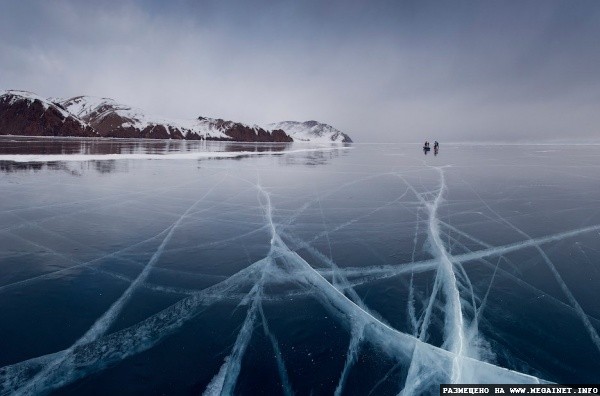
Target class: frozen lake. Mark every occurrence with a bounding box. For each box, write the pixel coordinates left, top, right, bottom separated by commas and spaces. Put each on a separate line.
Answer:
0, 137, 599, 395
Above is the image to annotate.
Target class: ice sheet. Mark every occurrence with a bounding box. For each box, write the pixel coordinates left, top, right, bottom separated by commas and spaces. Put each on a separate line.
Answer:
1, 142, 599, 394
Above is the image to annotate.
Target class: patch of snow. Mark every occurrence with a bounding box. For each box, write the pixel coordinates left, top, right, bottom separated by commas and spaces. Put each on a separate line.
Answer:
266, 120, 351, 143
55, 96, 118, 119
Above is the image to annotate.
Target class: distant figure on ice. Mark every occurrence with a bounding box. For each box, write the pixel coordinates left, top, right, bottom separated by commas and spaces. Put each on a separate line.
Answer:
434, 141, 439, 149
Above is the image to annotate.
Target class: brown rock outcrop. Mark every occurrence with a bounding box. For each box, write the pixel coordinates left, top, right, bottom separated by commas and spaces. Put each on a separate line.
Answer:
0, 92, 95, 137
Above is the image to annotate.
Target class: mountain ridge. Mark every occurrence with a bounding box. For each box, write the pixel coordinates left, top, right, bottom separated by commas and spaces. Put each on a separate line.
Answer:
0, 91, 352, 143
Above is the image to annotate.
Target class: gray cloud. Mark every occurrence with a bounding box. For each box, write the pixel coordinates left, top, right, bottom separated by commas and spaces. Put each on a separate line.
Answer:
1, 0, 599, 142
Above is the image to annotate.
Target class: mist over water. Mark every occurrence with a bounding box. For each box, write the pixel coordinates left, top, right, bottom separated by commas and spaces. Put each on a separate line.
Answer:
0, 138, 599, 395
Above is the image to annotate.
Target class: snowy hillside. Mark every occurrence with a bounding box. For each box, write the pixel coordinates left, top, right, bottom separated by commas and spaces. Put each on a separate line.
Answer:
1, 90, 348, 142
48, 95, 291, 141
3, 91, 90, 130
266, 120, 352, 143
0, 90, 95, 137
56, 96, 230, 140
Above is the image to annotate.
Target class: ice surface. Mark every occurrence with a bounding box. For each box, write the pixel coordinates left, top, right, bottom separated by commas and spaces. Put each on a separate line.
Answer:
0, 141, 599, 394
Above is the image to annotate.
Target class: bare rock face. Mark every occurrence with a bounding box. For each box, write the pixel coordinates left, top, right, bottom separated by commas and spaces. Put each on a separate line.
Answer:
211, 119, 293, 142
0, 91, 95, 137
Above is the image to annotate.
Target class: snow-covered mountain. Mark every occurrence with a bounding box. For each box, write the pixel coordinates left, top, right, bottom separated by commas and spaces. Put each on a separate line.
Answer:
57, 95, 228, 140
0, 90, 95, 137
266, 121, 352, 143
55, 96, 291, 141
0, 90, 352, 143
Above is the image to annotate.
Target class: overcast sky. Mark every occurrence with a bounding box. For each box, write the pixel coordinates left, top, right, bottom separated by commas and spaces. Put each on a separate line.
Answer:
1, 0, 599, 142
